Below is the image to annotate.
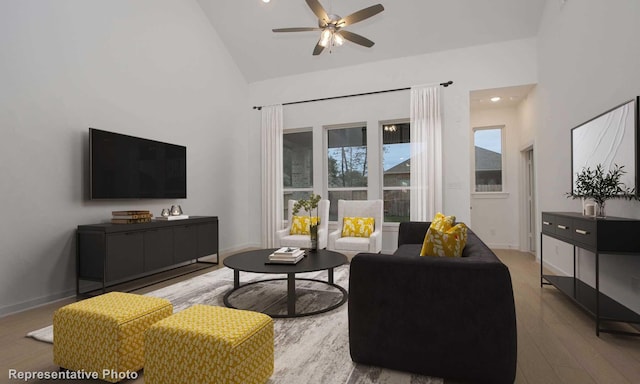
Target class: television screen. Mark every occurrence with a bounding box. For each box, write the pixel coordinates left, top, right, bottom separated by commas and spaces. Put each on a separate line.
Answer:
90, 128, 187, 199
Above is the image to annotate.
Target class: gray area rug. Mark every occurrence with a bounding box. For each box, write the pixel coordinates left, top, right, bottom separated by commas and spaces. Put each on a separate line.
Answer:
27, 266, 442, 384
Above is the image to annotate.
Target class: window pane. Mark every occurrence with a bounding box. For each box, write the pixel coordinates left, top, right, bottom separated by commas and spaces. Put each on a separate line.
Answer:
474, 128, 503, 192
327, 127, 368, 188
283, 190, 313, 219
383, 189, 410, 223
328, 190, 368, 221
382, 123, 410, 187
284, 131, 313, 188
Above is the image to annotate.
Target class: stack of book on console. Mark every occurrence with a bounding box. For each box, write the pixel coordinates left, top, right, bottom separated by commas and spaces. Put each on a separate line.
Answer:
269, 247, 305, 264
111, 210, 153, 224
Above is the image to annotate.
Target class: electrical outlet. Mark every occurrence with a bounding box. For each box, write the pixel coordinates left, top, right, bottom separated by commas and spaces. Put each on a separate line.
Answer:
632, 276, 640, 295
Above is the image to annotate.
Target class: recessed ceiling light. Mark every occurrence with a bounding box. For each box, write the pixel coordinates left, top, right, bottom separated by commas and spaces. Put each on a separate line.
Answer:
262, 0, 270, 3
490, 96, 501, 102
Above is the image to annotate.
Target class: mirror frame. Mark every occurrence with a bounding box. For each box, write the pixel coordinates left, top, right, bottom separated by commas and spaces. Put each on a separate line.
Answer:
570, 96, 640, 196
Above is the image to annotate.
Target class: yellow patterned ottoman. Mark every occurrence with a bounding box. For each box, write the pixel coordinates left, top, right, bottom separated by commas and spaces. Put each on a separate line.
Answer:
144, 305, 274, 384
53, 292, 173, 383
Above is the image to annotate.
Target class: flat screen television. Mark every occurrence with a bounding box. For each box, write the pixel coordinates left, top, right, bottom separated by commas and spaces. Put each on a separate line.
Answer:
90, 128, 187, 199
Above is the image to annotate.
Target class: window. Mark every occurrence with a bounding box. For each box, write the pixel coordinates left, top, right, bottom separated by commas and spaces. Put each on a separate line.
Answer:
382, 122, 410, 222
283, 131, 313, 218
473, 126, 504, 192
327, 125, 368, 220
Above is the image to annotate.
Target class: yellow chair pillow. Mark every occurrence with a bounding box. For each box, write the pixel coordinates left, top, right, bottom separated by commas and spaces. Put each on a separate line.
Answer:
342, 217, 375, 238
290, 215, 319, 235
420, 222, 468, 257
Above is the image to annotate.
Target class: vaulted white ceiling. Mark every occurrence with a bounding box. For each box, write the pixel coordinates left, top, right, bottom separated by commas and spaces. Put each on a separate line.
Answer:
197, 0, 546, 83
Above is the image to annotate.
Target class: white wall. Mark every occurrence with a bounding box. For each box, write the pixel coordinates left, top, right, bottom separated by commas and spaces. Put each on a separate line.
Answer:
470, 106, 522, 249
249, 38, 538, 251
537, 0, 640, 313
0, 0, 251, 315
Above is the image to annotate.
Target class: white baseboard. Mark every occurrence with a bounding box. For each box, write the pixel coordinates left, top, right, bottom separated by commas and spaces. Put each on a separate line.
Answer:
0, 246, 251, 318
485, 243, 520, 250
0, 289, 75, 318
541, 259, 571, 277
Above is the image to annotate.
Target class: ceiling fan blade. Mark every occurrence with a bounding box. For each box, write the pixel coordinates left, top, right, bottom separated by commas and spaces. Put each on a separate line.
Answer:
272, 27, 322, 33
339, 4, 384, 27
312, 40, 325, 56
338, 30, 375, 47
306, 0, 329, 23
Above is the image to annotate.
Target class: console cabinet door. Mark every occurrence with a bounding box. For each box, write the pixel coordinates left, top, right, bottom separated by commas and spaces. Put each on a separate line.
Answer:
174, 224, 198, 263
197, 221, 218, 257
106, 232, 144, 282
144, 228, 174, 272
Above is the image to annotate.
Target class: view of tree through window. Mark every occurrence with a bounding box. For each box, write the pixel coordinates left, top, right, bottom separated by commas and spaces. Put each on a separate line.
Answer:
327, 126, 368, 220
382, 122, 410, 222
283, 131, 313, 218
474, 127, 503, 192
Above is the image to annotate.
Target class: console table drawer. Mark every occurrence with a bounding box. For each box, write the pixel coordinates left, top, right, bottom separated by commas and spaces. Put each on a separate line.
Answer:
572, 219, 596, 248
554, 216, 573, 241
541, 213, 556, 235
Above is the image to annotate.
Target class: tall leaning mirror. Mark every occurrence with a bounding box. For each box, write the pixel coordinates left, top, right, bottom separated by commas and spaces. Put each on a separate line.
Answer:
571, 96, 639, 196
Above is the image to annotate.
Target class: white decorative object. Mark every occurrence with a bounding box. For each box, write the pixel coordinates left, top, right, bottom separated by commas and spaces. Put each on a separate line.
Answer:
585, 204, 595, 217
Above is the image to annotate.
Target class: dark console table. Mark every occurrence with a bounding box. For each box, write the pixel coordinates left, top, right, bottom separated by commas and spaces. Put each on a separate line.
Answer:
541, 211, 640, 336
77, 216, 218, 296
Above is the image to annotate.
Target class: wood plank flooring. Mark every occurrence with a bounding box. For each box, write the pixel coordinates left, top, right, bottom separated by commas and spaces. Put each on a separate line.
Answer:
1, 249, 639, 383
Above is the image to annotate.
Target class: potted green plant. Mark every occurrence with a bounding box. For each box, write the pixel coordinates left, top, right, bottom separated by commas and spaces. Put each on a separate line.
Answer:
567, 164, 638, 216
292, 193, 322, 251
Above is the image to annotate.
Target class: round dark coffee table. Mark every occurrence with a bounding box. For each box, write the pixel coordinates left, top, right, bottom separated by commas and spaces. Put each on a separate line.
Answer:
223, 249, 348, 318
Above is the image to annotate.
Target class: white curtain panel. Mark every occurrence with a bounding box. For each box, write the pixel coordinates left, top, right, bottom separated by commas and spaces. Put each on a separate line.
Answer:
410, 85, 443, 221
261, 105, 284, 247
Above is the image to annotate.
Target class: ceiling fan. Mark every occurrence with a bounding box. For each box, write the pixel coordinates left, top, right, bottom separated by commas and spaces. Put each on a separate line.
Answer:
272, 0, 384, 55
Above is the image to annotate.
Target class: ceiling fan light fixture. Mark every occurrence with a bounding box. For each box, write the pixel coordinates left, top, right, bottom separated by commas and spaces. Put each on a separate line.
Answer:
333, 33, 344, 46
319, 29, 332, 47
272, 0, 384, 56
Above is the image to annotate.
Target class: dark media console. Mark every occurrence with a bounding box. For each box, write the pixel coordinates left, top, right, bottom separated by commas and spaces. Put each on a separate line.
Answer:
77, 216, 218, 296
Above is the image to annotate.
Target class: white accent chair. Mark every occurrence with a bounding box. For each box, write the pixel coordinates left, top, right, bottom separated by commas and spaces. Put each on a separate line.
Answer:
328, 199, 384, 253
276, 199, 330, 249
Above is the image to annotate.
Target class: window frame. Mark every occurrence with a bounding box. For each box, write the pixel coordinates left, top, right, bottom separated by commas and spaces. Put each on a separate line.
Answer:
324, 122, 369, 221
472, 125, 506, 194
379, 118, 411, 224
283, 128, 314, 220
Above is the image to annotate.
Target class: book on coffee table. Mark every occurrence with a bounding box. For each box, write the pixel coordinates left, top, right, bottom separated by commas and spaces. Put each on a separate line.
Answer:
267, 254, 305, 264
268, 248, 305, 264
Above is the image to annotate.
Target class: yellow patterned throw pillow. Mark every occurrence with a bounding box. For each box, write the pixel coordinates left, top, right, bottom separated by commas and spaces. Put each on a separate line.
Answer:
290, 215, 319, 235
342, 217, 375, 238
420, 213, 467, 257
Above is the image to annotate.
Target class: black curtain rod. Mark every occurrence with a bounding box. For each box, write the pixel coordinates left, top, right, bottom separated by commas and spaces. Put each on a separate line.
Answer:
252, 80, 453, 110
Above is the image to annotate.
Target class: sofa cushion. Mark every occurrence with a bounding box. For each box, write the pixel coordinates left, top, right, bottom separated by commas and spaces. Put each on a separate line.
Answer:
421, 223, 468, 257
419, 213, 455, 256
394, 244, 422, 257
342, 217, 374, 238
